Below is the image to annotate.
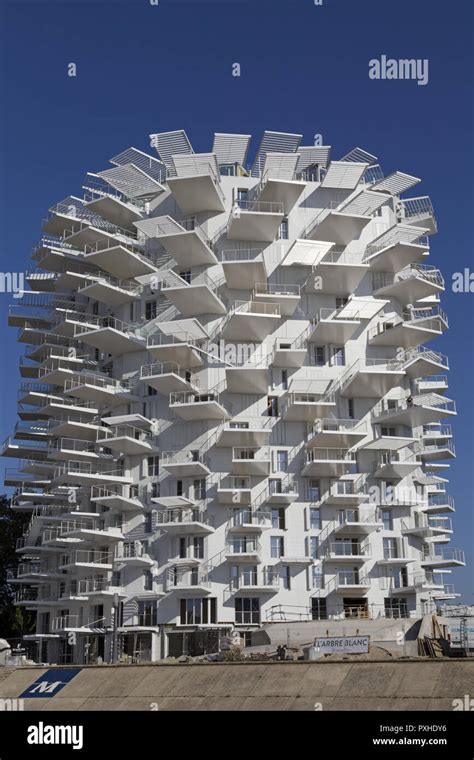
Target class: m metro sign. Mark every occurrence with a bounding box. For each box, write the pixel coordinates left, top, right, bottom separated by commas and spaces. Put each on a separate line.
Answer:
314, 636, 370, 654
20, 668, 81, 698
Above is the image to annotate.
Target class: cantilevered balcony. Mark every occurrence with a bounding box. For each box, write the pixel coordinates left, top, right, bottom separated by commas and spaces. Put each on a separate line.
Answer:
77, 272, 142, 305
161, 271, 226, 317
155, 508, 214, 535
301, 195, 379, 246
332, 509, 382, 536
326, 358, 405, 400
169, 391, 229, 421
372, 449, 421, 479
372, 394, 456, 427
306, 249, 369, 296
217, 418, 272, 447
231, 447, 271, 476
225, 349, 269, 394
75, 579, 125, 600
146, 331, 204, 368
97, 424, 158, 455
376, 539, 412, 566
253, 160, 305, 214
82, 181, 144, 230
252, 282, 301, 317
75, 235, 156, 280
216, 476, 253, 505
272, 336, 307, 368
266, 476, 299, 504
333, 571, 371, 595
325, 540, 371, 563
114, 541, 154, 568
48, 414, 101, 441
140, 361, 199, 394
424, 492, 455, 514
282, 382, 336, 421
398, 196, 437, 235
7, 304, 54, 330
161, 449, 210, 477
368, 307, 448, 349
320, 476, 369, 505
37, 355, 101, 387
415, 436, 456, 462
363, 231, 429, 272
47, 437, 111, 462
227, 509, 272, 532
226, 570, 279, 596
58, 549, 113, 571
400, 347, 449, 379
51, 613, 112, 632
58, 517, 123, 543
11, 560, 64, 583
309, 306, 361, 344
401, 515, 452, 539
373, 264, 444, 305
166, 154, 226, 213
221, 300, 280, 342
1, 435, 49, 461
219, 248, 267, 290
421, 548, 465, 569
165, 567, 211, 594
302, 448, 356, 477
63, 374, 137, 406
306, 418, 367, 449
361, 428, 416, 453
415, 375, 449, 394
138, 216, 217, 267
227, 199, 284, 242
53, 461, 132, 486
225, 537, 262, 563
74, 315, 146, 354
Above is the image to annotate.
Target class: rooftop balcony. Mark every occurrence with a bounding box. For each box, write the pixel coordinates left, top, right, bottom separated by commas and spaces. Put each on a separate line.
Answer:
219, 248, 267, 290
320, 476, 369, 505
146, 331, 204, 368
398, 196, 437, 235
325, 540, 371, 563
90, 483, 145, 513
165, 567, 211, 595
400, 347, 449, 379
166, 154, 226, 214
401, 515, 453, 539
372, 393, 457, 427
252, 282, 301, 317
216, 418, 272, 447
421, 548, 465, 569
161, 271, 226, 317
226, 569, 280, 596
216, 476, 253, 505
58, 549, 113, 570
368, 307, 448, 349
155, 508, 214, 535
231, 447, 271, 476
332, 508, 383, 536
302, 448, 356, 477
169, 391, 229, 421
227, 509, 272, 532
227, 198, 285, 242
225, 538, 262, 563
96, 424, 158, 455
140, 361, 199, 394
306, 418, 367, 449
306, 248, 369, 297
373, 263, 444, 304
225, 349, 269, 394
139, 216, 217, 267
372, 449, 421, 479
74, 315, 146, 354
328, 358, 405, 399
77, 272, 142, 306
161, 449, 210, 477
63, 373, 137, 406
272, 337, 307, 368
308, 306, 361, 344
53, 460, 133, 486
221, 300, 281, 342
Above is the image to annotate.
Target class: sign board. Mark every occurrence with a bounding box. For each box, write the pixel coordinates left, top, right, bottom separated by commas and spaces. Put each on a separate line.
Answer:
20, 668, 81, 698
313, 636, 370, 654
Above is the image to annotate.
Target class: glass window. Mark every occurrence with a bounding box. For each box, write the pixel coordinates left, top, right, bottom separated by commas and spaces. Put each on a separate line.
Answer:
193, 478, 206, 500
145, 301, 157, 320
313, 345, 325, 366
307, 479, 321, 502
138, 601, 157, 626
281, 566, 291, 590
331, 346, 345, 366
235, 597, 260, 625
147, 456, 159, 477
309, 508, 321, 530
270, 536, 284, 558
281, 370, 288, 390
310, 536, 319, 559
278, 219, 289, 240
271, 508, 285, 530
382, 509, 392, 530
276, 450, 288, 472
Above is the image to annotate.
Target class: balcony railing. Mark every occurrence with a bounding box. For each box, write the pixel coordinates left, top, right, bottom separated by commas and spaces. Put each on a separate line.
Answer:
228, 510, 271, 529
422, 548, 465, 564
230, 570, 279, 590
326, 542, 371, 558
156, 509, 210, 526
372, 394, 456, 419
219, 248, 264, 263
226, 538, 261, 555
231, 199, 284, 214
306, 418, 367, 441
233, 299, 281, 317
305, 448, 356, 463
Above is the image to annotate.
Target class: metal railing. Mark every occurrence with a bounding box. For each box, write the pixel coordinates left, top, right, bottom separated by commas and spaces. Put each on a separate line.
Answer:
372, 394, 456, 419
305, 448, 356, 463
422, 548, 465, 564
232, 447, 271, 463
226, 538, 261, 554
156, 509, 210, 526
231, 199, 284, 214
253, 282, 301, 297
326, 541, 371, 558
161, 450, 208, 467
219, 248, 264, 263
306, 418, 367, 441
233, 299, 281, 317
229, 570, 279, 590
228, 510, 271, 529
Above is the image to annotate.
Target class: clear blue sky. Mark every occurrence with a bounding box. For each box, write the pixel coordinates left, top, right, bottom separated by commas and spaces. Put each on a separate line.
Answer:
0, 0, 472, 601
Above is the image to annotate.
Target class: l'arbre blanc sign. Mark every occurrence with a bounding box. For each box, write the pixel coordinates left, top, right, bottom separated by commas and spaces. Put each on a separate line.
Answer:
314, 636, 370, 654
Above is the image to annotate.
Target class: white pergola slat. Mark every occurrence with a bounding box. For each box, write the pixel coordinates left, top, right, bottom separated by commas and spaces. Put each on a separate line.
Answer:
97, 164, 164, 200
339, 189, 388, 216
251, 131, 302, 177
340, 147, 378, 165
372, 171, 421, 196
296, 146, 331, 173
109, 147, 166, 183
171, 152, 219, 178
212, 133, 251, 166
149, 130, 193, 173
321, 161, 368, 190
262, 152, 300, 180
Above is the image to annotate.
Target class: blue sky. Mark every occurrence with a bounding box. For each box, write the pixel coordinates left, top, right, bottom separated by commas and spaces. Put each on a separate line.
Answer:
0, 0, 472, 601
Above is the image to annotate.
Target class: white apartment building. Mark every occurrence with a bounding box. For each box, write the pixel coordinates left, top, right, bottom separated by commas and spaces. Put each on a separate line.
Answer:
4, 130, 465, 664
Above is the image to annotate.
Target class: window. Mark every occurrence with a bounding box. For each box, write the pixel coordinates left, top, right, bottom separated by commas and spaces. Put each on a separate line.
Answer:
193, 537, 204, 560
382, 509, 392, 530
180, 597, 217, 625
179, 270, 191, 284
237, 188, 248, 201
276, 450, 288, 472
138, 601, 157, 626
312, 568, 324, 592
309, 507, 321, 530
281, 370, 288, 390
270, 536, 284, 558
278, 219, 289, 240
271, 508, 285, 530
193, 479, 206, 500
383, 537, 398, 560
144, 571, 153, 591
267, 396, 279, 417
311, 597, 327, 619
235, 597, 260, 625
111, 571, 121, 587
313, 345, 325, 366
381, 426, 397, 437
331, 346, 345, 366
220, 164, 236, 177
147, 385, 157, 396
310, 536, 319, 560
348, 398, 355, 419
151, 482, 160, 499
269, 478, 282, 495
144, 513, 153, 534
145, 301, 157, 320
281, 566, 291, 590
147, 456, 159, 477
307, 479, 321, 502
384, 597, 408, 619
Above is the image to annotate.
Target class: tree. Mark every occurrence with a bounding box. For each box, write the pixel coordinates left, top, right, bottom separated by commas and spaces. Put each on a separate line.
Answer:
0, 494, 35, 639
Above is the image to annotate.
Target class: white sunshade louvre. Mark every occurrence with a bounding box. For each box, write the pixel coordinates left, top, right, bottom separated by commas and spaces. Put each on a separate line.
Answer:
321, 161, 368, 190
97, 164, 164, 200
212, 133, 251, 166
262, 152, 300, 180
109, 147, 166, 183
134, 215, 182, 238
338, 297, 388, 320
251, 130, 302, 177
296, 146, 331, 173
369, 223, 429, 251
171, 152, 220, 178
339, 147, 378, 165
281, 239, 334, 267
339, 189, 388, 216
149, 130, 193, 171
372, 171, 421, 196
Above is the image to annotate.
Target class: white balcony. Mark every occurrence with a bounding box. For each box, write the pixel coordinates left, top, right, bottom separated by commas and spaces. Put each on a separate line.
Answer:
75, 580, 125, 600
54, 461, 132, 486
306, 418, 367, 449
424, 493, 455, 514
368, 308, 448, 349
282, 382, 337, 421
161, 272, 226, 317
51, 613, 112, 632
272, 338, 307, 368
227, 199, 284, 242
74, 316, 146, 354
165, 567, 211, 595
222, 300, 280, 341
402, 515, 453, 539
415, 375, 449, 394
400, 347, 449, 379
11, 561, 64, 582
63, 374, 136, 407
38, 357, 100, 387
302, 200, 374, 247
321, 477, 369, 505
216, 476, 253, 505
373, 264, 444, 305
309, 306, 361, 344
415, 438, 456, 462
225, 350, 269, 394
90, 484, 145, 512
306, 249, 370, 297
217, 418, 272, 447
227, 509, 272, 532
146, 332, 204, 368
169, 391, 229, 421
155, 509, 214, 535
47, 437, 108, 462
372, 394, 457, 427
421, 548, 465, 569
231, 447, 271, 476
225, 538, 262, 563
325, 541, 371, 563
361, 432, 416, 452
373, 450, 421, 479
302, 448, 356, 477
58, 517, 124, 542
84, 239, 158, 280
161, 450, 210, 477
77, 272, 142, 306
252, 282, 301, 317
138, 216, 217, 267
376, 540, 413, 566
96, 424, 158, 455
255, 166, 305, 214
1, 436, 48, 461
166, 154, 226, 214
363, 238, 429, 273
140, 361, 199, 394
114, 541, 154, 568
332, 509, 382, 535
398, 196, 437, 235
220, 248, 267, 289
333, 571, 371, 595
266, 477, 299, 504
83, 186, 143, 230
227, 570, 279, 596
59, 549, 113, 570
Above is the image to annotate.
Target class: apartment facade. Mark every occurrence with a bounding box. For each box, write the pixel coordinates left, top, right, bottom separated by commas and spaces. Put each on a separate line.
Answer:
4, 130, 464, 664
